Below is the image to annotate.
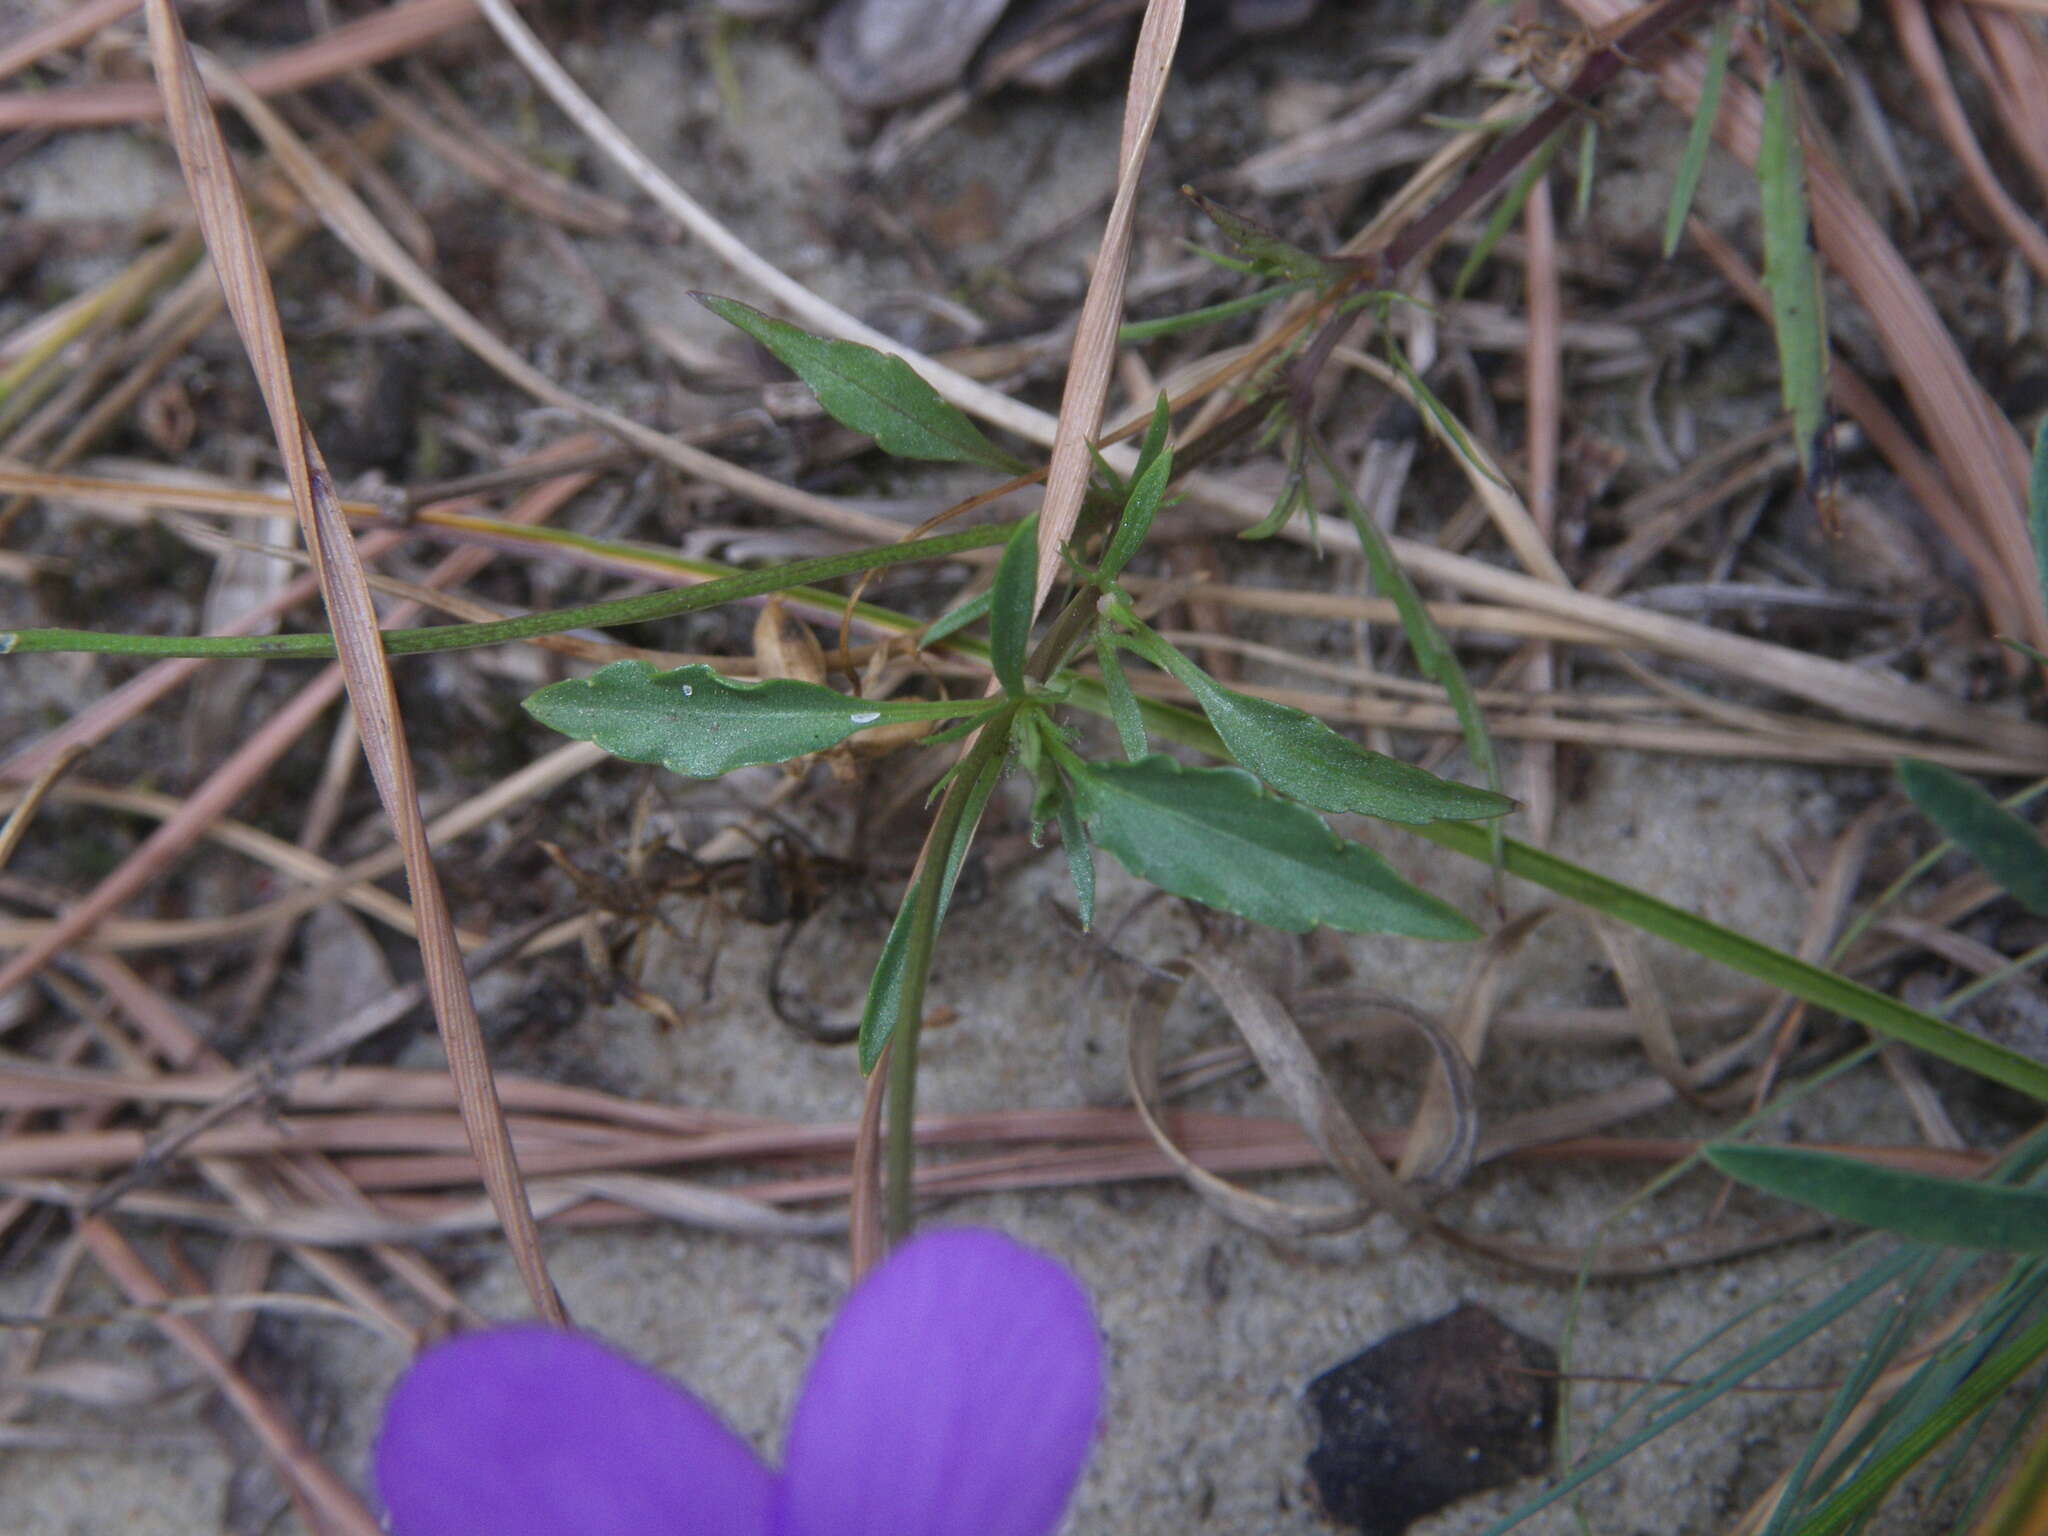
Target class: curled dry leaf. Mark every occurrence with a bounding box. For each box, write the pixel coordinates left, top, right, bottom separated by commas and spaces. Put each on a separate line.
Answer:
1123, 952, 1476, 1240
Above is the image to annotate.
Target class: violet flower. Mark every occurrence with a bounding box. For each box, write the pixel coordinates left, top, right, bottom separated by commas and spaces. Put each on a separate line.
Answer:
374, 1228, 1101, 1536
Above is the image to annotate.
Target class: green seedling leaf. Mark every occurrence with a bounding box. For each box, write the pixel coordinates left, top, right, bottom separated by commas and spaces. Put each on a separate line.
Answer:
697, 294, 1022, 473
1897, 759, 2048, 914
1707, 1145, 2048, 1254
1067, 754, 1478, 940
989, 513, 1040, 697
921, 586, 992, 648
1316, 443, 1506, 849
1131, 390, 1173, 485
1453, 127, 1565, 299
1056, 785, 1096, 930
1183, 185, 1338, 283
1120, 628, 1511, 824
1389, 341, 1503, 488
1118, 282, 1308, 343
1664, 10, 1733, 257
1100, 421, 1172, 584
858, 751, 1004, 1071
1097, 632, 1148, 762
1757, 57, 1828, 479
1571, 119, 1597, 225
1238, 475, 1303, 542
524, 661, 980, 778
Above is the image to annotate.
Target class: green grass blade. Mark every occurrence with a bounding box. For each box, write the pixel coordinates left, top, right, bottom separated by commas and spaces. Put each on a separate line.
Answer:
1788, 1308, 2048, 1536
1453, 127, 1565, 300
1663, 10, 1734, 257
1479, 1249, 1922, 1534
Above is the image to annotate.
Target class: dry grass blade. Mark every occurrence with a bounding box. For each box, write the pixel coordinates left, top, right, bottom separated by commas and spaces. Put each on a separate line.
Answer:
0, 744, 83, 873
139, 2, 561, 1323
1562, 0, 2048, 657
1396, 908, 1548, 1182
1125, 955, 1441, 1239
75, 1218, 383, 1535
1892, 0, 2048, 284
468, 0, 1052, 451
1030, 0, 1184, 607
0, 0, 489, 130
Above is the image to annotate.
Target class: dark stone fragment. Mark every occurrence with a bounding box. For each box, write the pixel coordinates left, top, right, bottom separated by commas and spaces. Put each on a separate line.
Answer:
1305, 1303, 1557, 1536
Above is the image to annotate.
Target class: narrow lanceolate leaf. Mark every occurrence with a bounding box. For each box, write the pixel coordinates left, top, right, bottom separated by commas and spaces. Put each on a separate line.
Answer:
922, 586, 992, 648
696, 294, 1022, 473
989, 513, 1039, 697
1056, 788, 1096, 930
1707, 1145, 2048, 1254
1120, 627, 1509, 825
1758, 58, 1827, 478
1897, 759, 2048, 914
1067, 755, 1478, 940
524, 661, 977, 778
1099, 416, 1172, 584
1453, 127, 1564, 299
1663, 10, 1733, 257
1097, 633, 1148, 762
857, 752, 1003, 1072
1131, 390, 1174, 488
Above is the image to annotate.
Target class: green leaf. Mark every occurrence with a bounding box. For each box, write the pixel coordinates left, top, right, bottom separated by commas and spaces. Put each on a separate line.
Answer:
1067, 754, 1478, 940
1317, 442, 1506, 846
523, 661, 977, 778
1182, 186, 1337, 283
1664, 10, 1733, 257
1118, 282, 1309, 343
1897, 759, 2048, 914
989, 513, 1039, 697
1131, 390, 1173, 486
1707, 1145, 2048, 1254
1758, 58, 1828, 478
1100, 419, 1172, 584
921, 586, 992, 647
1237, 475, 1303, 542
697, 294, 1022, 473
1453, 127, 1565, 299
1121, 627, 1511, 824
1056, 785, 1096, 930
858, 752, 1003, 1071
1097, 633, 1147, 762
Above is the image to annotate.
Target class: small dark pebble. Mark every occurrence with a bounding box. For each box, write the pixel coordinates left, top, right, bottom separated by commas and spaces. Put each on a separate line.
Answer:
1305, 1303, 1557, 1536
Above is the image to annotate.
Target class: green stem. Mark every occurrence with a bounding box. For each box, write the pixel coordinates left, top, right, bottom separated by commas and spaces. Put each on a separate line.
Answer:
883, 721, 1014, 1240
0, 522, 1015, 660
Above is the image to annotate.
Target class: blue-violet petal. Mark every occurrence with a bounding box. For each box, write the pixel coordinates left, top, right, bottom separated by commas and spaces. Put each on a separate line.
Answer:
776, 1228, 1101, 1536
376, 1325, 774, 1536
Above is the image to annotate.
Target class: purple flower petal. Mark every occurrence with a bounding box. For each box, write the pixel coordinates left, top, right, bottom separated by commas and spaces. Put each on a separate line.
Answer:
376, 1326, 774, 1536
776, 1228, 1101, 1536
